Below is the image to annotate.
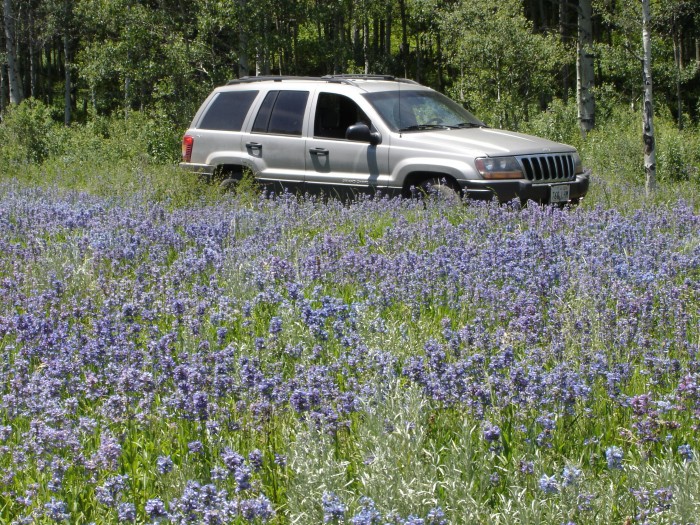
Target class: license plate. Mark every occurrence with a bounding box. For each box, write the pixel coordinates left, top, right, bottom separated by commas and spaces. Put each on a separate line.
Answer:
550, 184, 570, 203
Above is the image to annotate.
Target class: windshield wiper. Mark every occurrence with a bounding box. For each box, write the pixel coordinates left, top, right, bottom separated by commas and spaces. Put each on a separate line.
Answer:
455, 122, 487, 128
398, 124, 451, 131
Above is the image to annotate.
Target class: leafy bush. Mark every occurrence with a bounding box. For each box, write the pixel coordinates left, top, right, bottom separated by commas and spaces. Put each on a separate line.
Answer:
0, 99, 64, 164
656, 123, 700, 183
520, 98, 582, 149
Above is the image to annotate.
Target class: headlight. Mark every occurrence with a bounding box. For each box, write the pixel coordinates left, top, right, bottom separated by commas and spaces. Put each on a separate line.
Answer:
572, 152, 584, 175
475, 157, 524, 179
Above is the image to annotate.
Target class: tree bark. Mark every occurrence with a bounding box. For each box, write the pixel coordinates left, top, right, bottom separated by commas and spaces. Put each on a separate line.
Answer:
3, 0, 22, 105
64, 0, 72, 125
642, 0, 656, 195
672, 32, 682, 130
64, 33, 71, 125
559, 0, 569, 103
363, 19, 370, 74
576, 0, 595, 137
398, 0, 408, 77
385, 3, 392, 55
238, 0, 249, 77
0, 64, 7, 114
29, 8, 38, 99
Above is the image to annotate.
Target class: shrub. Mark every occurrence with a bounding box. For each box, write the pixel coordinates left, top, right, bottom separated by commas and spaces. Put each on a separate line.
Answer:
656, 124, 700, 183
0, 99, 63, 164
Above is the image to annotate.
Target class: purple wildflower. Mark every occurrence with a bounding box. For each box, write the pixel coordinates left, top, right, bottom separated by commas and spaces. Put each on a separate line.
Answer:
483, 422, 501, 443
117, 502, 136, 522
538, 474, 559, 494
678, 444, 694, 462
238, 495, 274, 522
145, 498, 168, 519
605, 446, 624, 470
188, 441, 204, 454
321, 491, 346, 523
156, 455, 174, 475
44, 498, 69, 521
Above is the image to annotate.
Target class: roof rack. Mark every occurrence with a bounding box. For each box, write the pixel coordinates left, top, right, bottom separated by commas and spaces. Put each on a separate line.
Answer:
323, 74, 419, 85
226, 74, 419, 86
227, 76, 321, 85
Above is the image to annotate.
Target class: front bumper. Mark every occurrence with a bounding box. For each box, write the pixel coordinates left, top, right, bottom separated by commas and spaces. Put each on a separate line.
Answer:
458, 170, 591, 204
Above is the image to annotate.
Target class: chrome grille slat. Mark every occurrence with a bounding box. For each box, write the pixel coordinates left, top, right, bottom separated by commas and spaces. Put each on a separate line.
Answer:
517, 154, 576, 183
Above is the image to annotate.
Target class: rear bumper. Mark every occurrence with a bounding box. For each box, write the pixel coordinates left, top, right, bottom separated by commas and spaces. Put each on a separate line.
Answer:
458, 170, 591, 204
179, 162, 215, 175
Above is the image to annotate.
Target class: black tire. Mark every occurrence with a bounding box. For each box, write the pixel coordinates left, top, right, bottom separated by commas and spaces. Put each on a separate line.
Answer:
219, 178, 239, 192
416, 177, 462, 204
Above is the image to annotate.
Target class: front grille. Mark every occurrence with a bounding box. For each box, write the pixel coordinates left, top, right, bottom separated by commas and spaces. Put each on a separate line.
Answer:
518, 154, 576, 182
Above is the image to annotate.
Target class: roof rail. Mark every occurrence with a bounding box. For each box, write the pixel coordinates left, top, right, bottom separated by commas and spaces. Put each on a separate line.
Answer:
226, 74, 419, 86
226, 75, 322, 85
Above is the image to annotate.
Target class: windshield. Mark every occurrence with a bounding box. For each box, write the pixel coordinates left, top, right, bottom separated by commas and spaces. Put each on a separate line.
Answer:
363, 89, 485, 132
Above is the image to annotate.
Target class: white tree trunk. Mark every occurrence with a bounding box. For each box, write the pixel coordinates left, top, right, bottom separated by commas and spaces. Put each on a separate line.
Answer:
237, 0, 249, 77
64, 33, 72, 125
3, 0, 22, 105
642, 0, 656, 195
577, 0, 595, 137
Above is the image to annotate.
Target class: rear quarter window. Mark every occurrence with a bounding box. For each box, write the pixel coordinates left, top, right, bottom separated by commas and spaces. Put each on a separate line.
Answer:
198, 90, 258, 131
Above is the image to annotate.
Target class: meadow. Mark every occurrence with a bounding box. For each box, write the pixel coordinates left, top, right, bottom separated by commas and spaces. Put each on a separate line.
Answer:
1, 102, 700, 524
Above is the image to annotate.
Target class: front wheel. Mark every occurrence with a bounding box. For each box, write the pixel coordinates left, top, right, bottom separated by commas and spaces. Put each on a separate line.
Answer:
416, 178, 462, 204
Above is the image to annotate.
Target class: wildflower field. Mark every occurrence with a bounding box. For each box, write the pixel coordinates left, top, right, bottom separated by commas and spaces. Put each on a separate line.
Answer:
1, 177, 700, 525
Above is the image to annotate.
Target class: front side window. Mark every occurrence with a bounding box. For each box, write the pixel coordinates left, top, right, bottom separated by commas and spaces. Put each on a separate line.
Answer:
314, 92, 370, 139
199, 90, 258, 131
363, 90, 484, 131
252, 90, 309, 136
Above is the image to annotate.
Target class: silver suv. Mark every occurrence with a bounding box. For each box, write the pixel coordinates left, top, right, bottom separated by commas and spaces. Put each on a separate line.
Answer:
180, 75, 590, 204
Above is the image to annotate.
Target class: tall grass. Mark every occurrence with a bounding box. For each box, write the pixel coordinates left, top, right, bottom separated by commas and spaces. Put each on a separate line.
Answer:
0, 99, 700, 524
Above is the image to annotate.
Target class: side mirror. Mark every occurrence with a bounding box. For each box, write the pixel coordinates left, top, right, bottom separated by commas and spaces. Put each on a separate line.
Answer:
346, 123, 381, 145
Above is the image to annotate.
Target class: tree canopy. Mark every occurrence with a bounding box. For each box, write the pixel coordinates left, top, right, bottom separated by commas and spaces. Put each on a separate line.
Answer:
1, 0, 699, 130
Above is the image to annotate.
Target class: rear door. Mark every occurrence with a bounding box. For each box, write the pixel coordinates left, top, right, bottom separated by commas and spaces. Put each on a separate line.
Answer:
305, 91, 389, 198
244, 90, 310, 194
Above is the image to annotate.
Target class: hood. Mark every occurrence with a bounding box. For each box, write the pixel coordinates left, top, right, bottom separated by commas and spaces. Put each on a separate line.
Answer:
393, 127, 576, 157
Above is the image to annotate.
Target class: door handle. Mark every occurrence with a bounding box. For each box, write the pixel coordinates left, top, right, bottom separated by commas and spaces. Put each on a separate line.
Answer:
309, 148, 329, 156
246, 142, 262, 151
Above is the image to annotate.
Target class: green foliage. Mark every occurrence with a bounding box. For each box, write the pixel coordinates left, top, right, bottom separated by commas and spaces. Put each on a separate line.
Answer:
440, 0, 567, 129
656, 122, 700, 182
0, 99, 63, 164
0, 111, 218, 208
520, 98, 582, 149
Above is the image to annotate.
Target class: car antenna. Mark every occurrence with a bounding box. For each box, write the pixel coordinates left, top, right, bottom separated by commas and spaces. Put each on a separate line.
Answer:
398, 78, 402, 138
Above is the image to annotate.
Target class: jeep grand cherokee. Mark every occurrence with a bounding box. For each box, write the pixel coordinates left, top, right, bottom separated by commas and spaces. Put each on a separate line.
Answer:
180, 75, 590, 204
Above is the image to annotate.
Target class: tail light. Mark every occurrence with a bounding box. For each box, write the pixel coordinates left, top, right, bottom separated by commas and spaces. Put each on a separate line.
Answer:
182, 135, 194, 163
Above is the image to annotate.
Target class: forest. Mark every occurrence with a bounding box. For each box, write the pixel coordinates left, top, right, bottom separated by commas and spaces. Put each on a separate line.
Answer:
3, 2, 700, 525
1, 0, 699, 136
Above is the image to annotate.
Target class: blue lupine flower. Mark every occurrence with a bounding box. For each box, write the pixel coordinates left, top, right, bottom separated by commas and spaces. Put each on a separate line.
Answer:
678, 444, 694, 462
538, 474, 559, 494
321, 491, 346, 523
156, 455, 174, 475
350, 497, 381, 525
483, 422, 501, 443
145, 498, 167, 519
117, 502, 136, 522
605, 446, 624, 470
44, 498, 69, 521
562, 465, 582, 486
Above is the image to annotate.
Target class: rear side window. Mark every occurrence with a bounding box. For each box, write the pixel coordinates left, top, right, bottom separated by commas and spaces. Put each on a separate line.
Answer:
198, 90, 258, 131
252, 90, 309, 136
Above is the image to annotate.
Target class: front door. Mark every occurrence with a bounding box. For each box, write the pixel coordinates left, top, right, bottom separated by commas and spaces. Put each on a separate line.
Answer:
305, 92, 389, 199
